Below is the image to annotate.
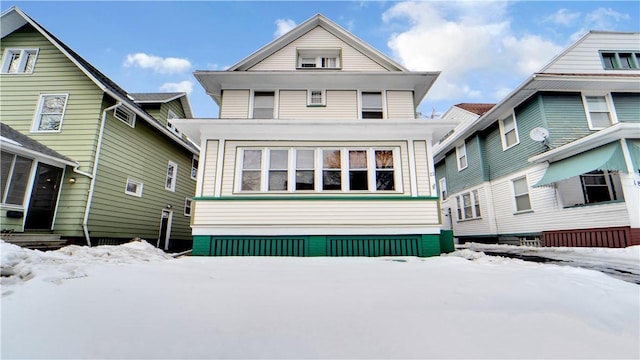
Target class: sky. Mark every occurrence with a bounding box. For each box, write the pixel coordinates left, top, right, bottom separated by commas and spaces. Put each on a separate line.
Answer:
2, 239, 639, 358
4, 1, 640, 118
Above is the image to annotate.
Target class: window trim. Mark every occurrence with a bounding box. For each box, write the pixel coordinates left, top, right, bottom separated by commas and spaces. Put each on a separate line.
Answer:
236, 147, 401, 194
114, 106, 136, 128
499, 113, 520, 150
191, 155, 199, 180
307, 89, 326, 107
582, 93, 618, 130
360, 91, 384, 119
455, 143, 468, 171
438, 177, 447, 200
599, 50, 640, 70
296, 48, 342, 69
1, 48, 39, 74
125, 178, 144, 197
455, 189, 481, 221
512, 176, 532, 213
165, 161, 178, 192
251, 90, 276, 119
31, 93, 69, 133
184, 197, 192, 216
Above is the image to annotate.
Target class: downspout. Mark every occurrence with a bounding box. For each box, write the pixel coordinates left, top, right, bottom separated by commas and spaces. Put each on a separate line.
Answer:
82, 102, 121, 246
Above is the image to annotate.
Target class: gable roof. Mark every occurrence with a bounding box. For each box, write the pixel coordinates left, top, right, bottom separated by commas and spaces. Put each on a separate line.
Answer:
228, 13, 408, 72
0, 122, 77, 166
130, 92, 194, 118
1, 6, 198, 154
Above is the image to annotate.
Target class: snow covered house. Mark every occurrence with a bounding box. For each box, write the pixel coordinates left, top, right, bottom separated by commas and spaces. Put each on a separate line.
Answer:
434, 31, 640, 248
174, 14, 457, 257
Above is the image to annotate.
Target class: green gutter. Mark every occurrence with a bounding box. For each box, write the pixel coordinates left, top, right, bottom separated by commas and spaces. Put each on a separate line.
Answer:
193, 195, 440, 201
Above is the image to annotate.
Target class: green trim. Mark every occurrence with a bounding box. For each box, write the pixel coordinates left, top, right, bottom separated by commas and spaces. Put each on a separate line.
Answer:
193, 195, 439, 201
439, 230, 455, 253
306, 104, 327, 108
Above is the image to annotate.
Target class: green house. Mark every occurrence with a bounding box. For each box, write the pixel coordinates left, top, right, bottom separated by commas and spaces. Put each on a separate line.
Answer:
0, 7, 199, 250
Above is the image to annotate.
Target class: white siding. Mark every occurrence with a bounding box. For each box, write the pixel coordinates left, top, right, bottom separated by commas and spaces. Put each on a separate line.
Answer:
544, 32, 640, 74
220, 90, 250, 118
249, 26, 388, 71
278, 90, 358, 119
413, 140, 430, 196
219, 140, 411, 195
386, 91, 415, 119
201, 140, 219, 196
192, 199, 440, 229
447, 184, 495, 237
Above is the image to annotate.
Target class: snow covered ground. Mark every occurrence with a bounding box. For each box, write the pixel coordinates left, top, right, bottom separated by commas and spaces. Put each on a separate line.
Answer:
1, 240, 639, 359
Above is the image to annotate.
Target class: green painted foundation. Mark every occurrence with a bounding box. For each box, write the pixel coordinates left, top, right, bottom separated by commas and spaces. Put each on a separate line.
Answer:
192, 233, 452, 257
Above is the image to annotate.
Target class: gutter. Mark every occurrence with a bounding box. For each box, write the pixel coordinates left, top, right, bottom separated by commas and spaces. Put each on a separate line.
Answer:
82, 102, 121, 247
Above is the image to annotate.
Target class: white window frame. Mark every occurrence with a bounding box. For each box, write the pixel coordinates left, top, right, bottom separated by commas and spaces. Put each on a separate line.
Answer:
296, 49, 341, 69
512, 177, 532, 213
582, 93, 618, 130
307, 89, 326, 106
165, 161, 177, 192
1, 48, 39, 74
184, 197, 192, 216
251, 90, 276, 119
125, 178, 143, 197
499, 113, 520, 150
1, 151, 34, 206
455, 143, 468, 171
360, 91, 384, 119
114, 106, 136, 128
439, 177, 447, 200
31, 94, 69, 132
166, 109, 181, 135
191, 155, 199, 180
236, 147, 401, 193
455, 190, 481, 221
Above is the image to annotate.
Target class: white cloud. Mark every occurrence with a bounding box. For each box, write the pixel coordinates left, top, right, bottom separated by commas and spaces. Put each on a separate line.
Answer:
544, 9, 581, 27
160, 80, 194, 94
585, 7, 630, 29
382, 1, 563, 105
274, 19, 296, 38
123, 53, 191, 74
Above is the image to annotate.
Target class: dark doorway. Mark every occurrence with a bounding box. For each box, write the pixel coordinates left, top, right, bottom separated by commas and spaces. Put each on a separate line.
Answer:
25, 163, 63, 230
157, 209, 172, 251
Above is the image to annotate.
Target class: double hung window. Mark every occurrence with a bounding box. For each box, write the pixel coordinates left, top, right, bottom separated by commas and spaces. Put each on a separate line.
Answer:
580, 170, 618, 204
165, 161, 177, 192
499, 114, 519, 149
455, 190, 481, 220
307, 90, 326, 106
0, 151, 33, 205
32, 94, 68, 132
361, 92, 383, 119
584, 95, 615, 129
456, 143, 467, 171
253, 91, 275, 119
512, 177, 532, 212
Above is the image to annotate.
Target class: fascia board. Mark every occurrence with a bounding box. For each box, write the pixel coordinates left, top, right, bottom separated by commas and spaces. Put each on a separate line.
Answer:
0, 140, 78, 168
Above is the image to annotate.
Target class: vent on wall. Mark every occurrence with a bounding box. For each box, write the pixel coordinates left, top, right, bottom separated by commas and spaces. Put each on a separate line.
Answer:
114, 107, 136, 127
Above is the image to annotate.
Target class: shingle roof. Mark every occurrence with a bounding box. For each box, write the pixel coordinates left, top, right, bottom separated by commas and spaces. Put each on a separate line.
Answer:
0, 122, 76, 164
130, 93, 184, 102
455, 103, 495, 116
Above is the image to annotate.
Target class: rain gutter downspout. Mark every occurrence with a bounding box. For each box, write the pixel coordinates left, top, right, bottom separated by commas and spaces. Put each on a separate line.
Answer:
82, 102, 121, 247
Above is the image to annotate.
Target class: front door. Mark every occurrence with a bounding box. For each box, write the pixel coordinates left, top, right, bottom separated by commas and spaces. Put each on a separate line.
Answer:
25, 163, 63, 230
157, 209, 173, 251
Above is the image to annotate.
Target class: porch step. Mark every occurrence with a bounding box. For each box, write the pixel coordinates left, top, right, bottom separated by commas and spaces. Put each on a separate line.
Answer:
1, 232, 67, 250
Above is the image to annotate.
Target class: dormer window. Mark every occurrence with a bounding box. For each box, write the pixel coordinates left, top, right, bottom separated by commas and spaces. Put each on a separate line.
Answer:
297, 49, 341, 69
1, 48, 38, 74
600, 51, 640, 70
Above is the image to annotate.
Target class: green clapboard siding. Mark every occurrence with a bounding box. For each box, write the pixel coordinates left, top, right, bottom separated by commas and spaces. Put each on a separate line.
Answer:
542, 92, 594, 149
612, 93, 640, 123
88, 111, 196, 241
444, 135, 485, 194
192, 235, 445, 257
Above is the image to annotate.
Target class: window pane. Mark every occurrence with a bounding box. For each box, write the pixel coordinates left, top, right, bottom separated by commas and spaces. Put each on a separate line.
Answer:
459, 154, 467, 169
515, 195, 532, 211
269, 150, 288, 169
38, 114, 62, 131
6, 156, 32, 205
241, 171, 261, 191
362, 92, 382, 109
323, 170, 341, 190
473, 190, 481, 217
505, 130, 517, 147
268, 171, 287, 191
590, 112, 611, 128
349, 150, 367, 169
586, 96, 608, 112
376, 171, 394, 191
25, 52, 36, 73
323, 150, 340, 169
42, 96, 66, 113
253, 108, 273, 119
502, 116, 514, 131
362, 111, 383, 119
513, 178, 528, 195
375, 150, 393, 169
349, 171, 368, 190
322, 57, 337, 68
601, 53, 615, 69
8, 52, 20, 73
619, 53, 632, 69
1, 152, 13, 201
295, 170, 314, 190
243, 150, 262, 169
126, 181, 138, 193
296, 150, 314, 168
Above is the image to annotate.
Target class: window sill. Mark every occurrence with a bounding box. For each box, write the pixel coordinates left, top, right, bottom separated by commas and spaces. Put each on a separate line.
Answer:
456, 217, 483, 223
0, 203, 25, 210
563, 200, 624, 209
306, 104, 326, 107
513, 210, 534, 215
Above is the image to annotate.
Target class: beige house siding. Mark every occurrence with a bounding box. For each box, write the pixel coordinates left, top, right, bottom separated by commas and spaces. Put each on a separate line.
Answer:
413, 140, 431, 196
249, 26, 388, 71
220, 89, 250, 118
386, 91, 415, 119
201, 140, 219, 196
278, 90, 358, 119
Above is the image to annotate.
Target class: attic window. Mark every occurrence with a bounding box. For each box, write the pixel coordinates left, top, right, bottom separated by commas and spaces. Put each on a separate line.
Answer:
297, 49, 341, 69
114, 107, 135, 127
166, 109, 182, 136
600, 51, 640, 70
1, 48, 38, 74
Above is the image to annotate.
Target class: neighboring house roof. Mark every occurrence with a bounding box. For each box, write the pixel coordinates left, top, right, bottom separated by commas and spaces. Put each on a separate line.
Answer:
0, 6, 198, 154
130, 93, 194, 118
228, 14, 407, 72
0, 122, 77, 166
455, 103, 495, 116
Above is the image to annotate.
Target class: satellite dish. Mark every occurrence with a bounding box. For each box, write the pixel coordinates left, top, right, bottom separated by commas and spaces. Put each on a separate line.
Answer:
529, 127, 549, 142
